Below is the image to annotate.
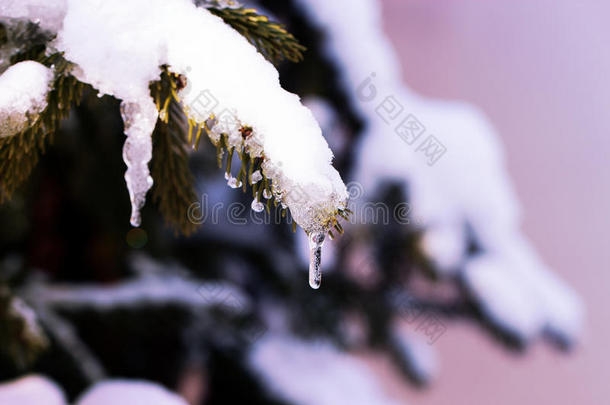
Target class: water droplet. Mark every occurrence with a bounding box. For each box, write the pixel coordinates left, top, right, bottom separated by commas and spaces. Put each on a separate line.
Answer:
251, 199, 265, 212
251, 170, 263, 184
263, 189, 272, 199
227, 176, 242, 189
308, 232, 325, 289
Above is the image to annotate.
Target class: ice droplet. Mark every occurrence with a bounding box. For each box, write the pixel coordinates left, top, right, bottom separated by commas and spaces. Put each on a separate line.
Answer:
308, 231, 325, 289
227, 176, 242, 189
251, 198, 265, 212
251, 170, 263, 184
121, 100, 158, 227
262, 188, 272, 199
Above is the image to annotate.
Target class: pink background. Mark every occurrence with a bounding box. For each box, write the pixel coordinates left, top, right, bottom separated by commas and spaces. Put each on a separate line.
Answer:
377, 1, 610, 403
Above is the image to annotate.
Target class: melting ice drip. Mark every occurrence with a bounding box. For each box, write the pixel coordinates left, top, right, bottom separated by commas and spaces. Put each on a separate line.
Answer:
120, 100, 158, 227
308, 231, 326, 289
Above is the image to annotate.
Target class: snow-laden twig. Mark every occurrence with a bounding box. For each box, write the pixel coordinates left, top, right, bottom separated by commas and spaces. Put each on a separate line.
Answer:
297, 0, 583, 345
23, 255, 249, 313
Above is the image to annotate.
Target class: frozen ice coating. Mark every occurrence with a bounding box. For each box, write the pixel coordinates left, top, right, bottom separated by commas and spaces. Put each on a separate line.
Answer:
121, 100, 158, 227
0, 61, 53, 138
308, 231, 325, 289
52, 0, 347, 234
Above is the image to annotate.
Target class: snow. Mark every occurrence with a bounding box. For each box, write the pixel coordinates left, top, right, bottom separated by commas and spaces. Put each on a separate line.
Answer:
249, 334, 404, 405
8, 296, 46, 344
391, 326, 439, 384
33, 255, 250, 313
0, 376, 189, 405
76, 380, 188, 405
464, 253, 546, 341
0, 375, 66, 405
51, 0, 347, 234
419, 223, 467, 275
464, 235, 583, 342
0, 1, 66, 32
0, 61, 52, 138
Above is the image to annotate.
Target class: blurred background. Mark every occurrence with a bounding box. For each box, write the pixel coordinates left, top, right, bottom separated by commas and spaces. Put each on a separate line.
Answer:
0, 0, 607, 404
379, 0, 609, 403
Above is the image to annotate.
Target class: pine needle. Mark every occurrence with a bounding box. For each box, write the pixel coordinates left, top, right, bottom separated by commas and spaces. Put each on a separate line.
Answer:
209, 7, 306, 64
149, 69, 201, 236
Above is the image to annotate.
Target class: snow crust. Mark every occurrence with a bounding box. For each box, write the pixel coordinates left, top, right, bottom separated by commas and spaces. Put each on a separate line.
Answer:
0, 61, 52, 138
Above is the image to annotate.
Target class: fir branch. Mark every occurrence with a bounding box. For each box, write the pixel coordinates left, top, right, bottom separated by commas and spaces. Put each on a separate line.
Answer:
0, 19, 85, 202
149, 69, 201, 236
208, 6, 306, 63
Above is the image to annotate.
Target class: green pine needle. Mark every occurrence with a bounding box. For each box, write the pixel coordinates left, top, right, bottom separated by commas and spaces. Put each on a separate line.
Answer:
149, 70, 201, 236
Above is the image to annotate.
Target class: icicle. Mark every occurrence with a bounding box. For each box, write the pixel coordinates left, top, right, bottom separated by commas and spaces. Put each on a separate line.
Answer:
121, 99, 158, 227
308, 231, 325, 289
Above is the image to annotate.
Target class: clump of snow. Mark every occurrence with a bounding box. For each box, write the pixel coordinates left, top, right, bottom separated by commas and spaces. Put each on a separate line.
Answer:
463, 253, 546, 341
0, 61, 52, 138
419, 223, 467, 275
391, 326, 439, 384
249, 334, 404, 405
464, 236, 584, 343
0, 375, 66, 405
76, 380, 188, 405
52, 0, 347, 233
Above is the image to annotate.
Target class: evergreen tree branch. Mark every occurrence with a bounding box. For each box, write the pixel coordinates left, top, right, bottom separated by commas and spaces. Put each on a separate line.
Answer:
208, 6, 306, 63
